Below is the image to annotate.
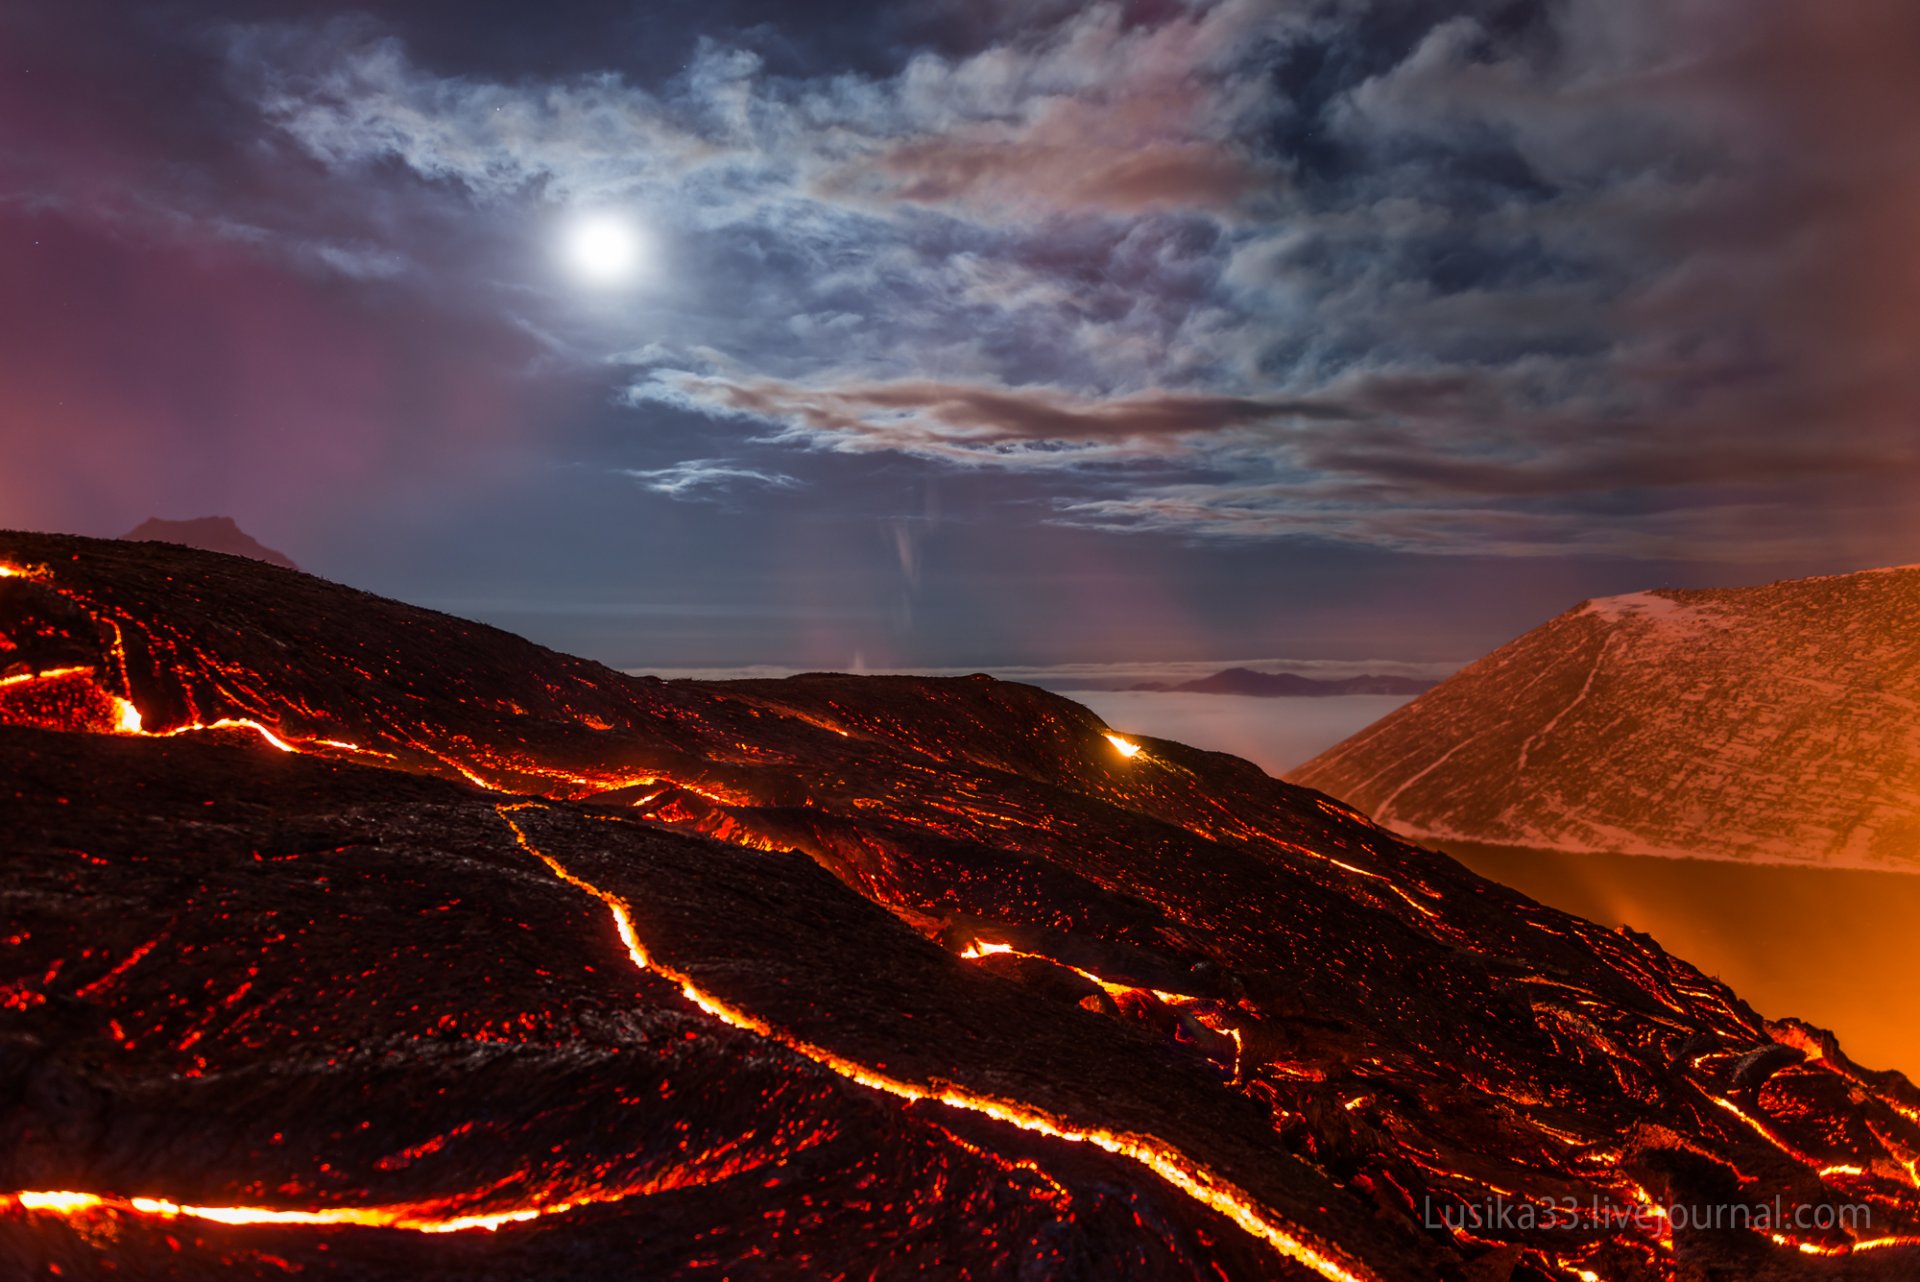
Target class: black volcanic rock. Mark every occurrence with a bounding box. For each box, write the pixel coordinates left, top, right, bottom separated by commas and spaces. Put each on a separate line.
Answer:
1162, 668, 1435, 697
1, 530, 1917, 1281
0, 727, 1295, 1281
121, 516, 300, 571
1291, 568, 1920, 869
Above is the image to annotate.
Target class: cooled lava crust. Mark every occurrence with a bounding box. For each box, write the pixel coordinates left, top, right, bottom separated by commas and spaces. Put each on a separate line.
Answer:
2, 531, 1917, 1281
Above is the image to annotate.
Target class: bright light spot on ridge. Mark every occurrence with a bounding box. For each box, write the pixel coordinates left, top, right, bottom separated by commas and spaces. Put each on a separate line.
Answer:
1104, 732, 1142, 759
561, 211, 648, 287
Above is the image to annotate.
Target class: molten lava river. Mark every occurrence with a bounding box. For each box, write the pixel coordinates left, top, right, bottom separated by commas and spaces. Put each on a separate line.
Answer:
2, 532, 1918, 1281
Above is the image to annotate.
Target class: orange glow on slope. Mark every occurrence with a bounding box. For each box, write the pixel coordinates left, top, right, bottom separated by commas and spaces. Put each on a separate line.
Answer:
1103, 732, 1142, 759
493, 804, 1374, 1282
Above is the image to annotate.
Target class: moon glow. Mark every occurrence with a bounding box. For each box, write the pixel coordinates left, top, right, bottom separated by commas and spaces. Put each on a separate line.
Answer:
561, 212, 648, 286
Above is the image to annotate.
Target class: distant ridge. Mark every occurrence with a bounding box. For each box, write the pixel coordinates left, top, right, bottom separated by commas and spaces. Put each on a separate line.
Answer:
1131, 667, 1434, 697
1291, 565, 1920, 871
121, 516, 299, 571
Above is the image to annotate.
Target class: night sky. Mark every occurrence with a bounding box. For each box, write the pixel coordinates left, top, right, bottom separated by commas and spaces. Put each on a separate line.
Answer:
5, 1, 1917, 672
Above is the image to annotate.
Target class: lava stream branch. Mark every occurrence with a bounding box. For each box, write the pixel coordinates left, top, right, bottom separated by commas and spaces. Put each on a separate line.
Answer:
2, 1188, 606, 1235
959, 940, 1248, 1082
493, 803, 1377, 1282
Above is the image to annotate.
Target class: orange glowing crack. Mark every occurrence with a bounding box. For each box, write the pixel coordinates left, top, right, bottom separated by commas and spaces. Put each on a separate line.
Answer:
162, 718, 298, 752
1709, 1095, 1819, 1168
0, 664, 96, 689
1311, 852, 1442, 922
957, 940, 1247, 1079
114, 701, 384, 759
956, 936, 1251, 1074
101, 678, 742, 819
493, 804, 1372, 1282
958, 940, 1206, 1007
1103, 732, 1142, 759
1771, 1231, 1920, 1256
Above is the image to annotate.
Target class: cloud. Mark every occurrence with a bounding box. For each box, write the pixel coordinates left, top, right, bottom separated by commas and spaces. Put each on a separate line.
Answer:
630, 371, 1350, 466
823, 131, 1266, 219
209, 0, 1920, 564
619, 458, 802, 500
806, 1, 1289, 219
1051, 486, 1873, 563
230, 2, 1288, 220
232, 24, 721, 205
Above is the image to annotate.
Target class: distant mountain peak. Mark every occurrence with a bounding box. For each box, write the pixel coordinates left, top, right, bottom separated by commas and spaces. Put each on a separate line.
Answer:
1293, 565, 1920, 870
1141, 667, 1436, 697
120, 516, 299, 571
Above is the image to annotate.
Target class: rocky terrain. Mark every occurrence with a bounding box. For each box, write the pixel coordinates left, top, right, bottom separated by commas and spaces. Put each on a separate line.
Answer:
1293, 568, 1920, 871
3, 532, 1918, 1280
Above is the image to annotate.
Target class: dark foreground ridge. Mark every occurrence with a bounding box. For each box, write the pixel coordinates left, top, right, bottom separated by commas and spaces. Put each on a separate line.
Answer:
2, 531, 1917, 1281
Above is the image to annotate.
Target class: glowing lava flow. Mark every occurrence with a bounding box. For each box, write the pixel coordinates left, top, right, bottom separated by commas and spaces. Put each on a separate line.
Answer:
1771, 1232, 1920, 1257
493, 804, 1375, 1282
0, 665, 94, 690
1103, 732, 1143, 759
958, 942, 1250, 1083
959, 940, 1205, 1008
3, 1188, 608, 1235
115, 702, 385, 760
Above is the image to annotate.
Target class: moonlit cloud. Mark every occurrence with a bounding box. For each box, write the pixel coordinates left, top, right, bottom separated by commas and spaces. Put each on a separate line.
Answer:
198, 0, 1918, 565
619, 458, 802, 500
232, 24, 721, 205
631, 371, 1350, 465
8, 0, 1916, 603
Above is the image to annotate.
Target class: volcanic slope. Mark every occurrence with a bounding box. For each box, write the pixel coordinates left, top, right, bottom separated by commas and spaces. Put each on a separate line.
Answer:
120, 516, 300, 571
1292, 567, 1920, 870
3, 531, 1919, 1281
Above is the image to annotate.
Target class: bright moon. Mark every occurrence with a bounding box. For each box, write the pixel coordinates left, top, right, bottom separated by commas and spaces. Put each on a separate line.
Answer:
561, 212, 648, 286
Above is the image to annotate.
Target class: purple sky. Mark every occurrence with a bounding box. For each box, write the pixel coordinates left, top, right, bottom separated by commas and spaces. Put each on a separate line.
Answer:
4, 1, 1917, 670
